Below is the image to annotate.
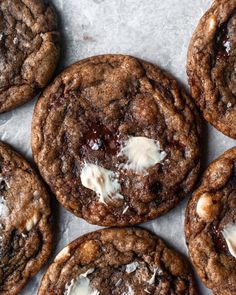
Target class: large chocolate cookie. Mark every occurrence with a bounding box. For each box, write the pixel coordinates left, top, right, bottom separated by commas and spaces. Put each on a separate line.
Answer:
185, 148, 236, 295
187, 0, 236, 138
0, 0, 60, 113
38, 227, 197, 295
32, 54, 201, 226
0, 142, 52, 294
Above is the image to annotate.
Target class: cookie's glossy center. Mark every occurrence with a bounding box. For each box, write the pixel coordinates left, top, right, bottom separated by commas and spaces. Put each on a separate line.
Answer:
83, 123, 119, 155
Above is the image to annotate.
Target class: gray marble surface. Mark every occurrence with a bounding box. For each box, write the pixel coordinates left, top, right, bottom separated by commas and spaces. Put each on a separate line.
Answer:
1, 0, 235, 294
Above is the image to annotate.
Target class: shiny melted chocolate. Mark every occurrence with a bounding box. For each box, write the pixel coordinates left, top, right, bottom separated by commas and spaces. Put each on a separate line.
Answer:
215, 11, 236, 61
83, 123, 120, 155
211, 222, 228, 253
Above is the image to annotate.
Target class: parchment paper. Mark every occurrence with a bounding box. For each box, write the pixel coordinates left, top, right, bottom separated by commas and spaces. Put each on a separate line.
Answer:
1, 0, 235, 294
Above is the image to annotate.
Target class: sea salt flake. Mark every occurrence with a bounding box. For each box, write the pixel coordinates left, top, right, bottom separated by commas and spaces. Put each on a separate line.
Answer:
227, 102, 232, 109
125, 261, 139, 273
122, 206, 129, 214
147, 268, 159, 285
224, 40, 231, 53
13, 37, 18, 44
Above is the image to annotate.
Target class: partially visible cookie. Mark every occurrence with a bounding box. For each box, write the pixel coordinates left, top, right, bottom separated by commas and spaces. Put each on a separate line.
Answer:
32, 54, 201, 226
38, 227, 197, 295
185, 147, 236, 295
187, 0, 236, 138
0, 142, 53, 294
0, 0, 60, 113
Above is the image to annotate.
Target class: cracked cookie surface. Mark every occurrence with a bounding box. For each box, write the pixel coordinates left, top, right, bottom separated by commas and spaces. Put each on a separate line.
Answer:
0, 142, 52, 295
38, 227, 197, 295
187, 0, 236, 138
0, 0, 60, 113
185, 147, 236, 295
32, 54, 201, 226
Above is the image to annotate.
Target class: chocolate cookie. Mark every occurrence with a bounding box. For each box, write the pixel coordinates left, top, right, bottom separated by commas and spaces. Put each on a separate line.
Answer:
32, 54, 201, 226
187, 0, 236, 138
185, 147, 236, 295
38, 227, 197, 295
0, 142, 52, 294
0, 0, 60, 113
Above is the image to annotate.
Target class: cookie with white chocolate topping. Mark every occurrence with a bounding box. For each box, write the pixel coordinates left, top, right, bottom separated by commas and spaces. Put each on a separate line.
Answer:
32, 54, 201, 226
187, 0, 236, 138
0, 142, 52, 295
38, 227, 198, 295
185, 147, 236, 295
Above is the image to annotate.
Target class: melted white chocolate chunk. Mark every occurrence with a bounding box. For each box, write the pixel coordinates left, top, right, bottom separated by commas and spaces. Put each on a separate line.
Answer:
25, 212, 40, 231
119, 137, 166, 173
80, 163, 123, 203
196, 193, 219, 221
196, 193, 212, 219
55, 246, 70, 262
222, 223, 236, 259
64, 269, 99, 295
